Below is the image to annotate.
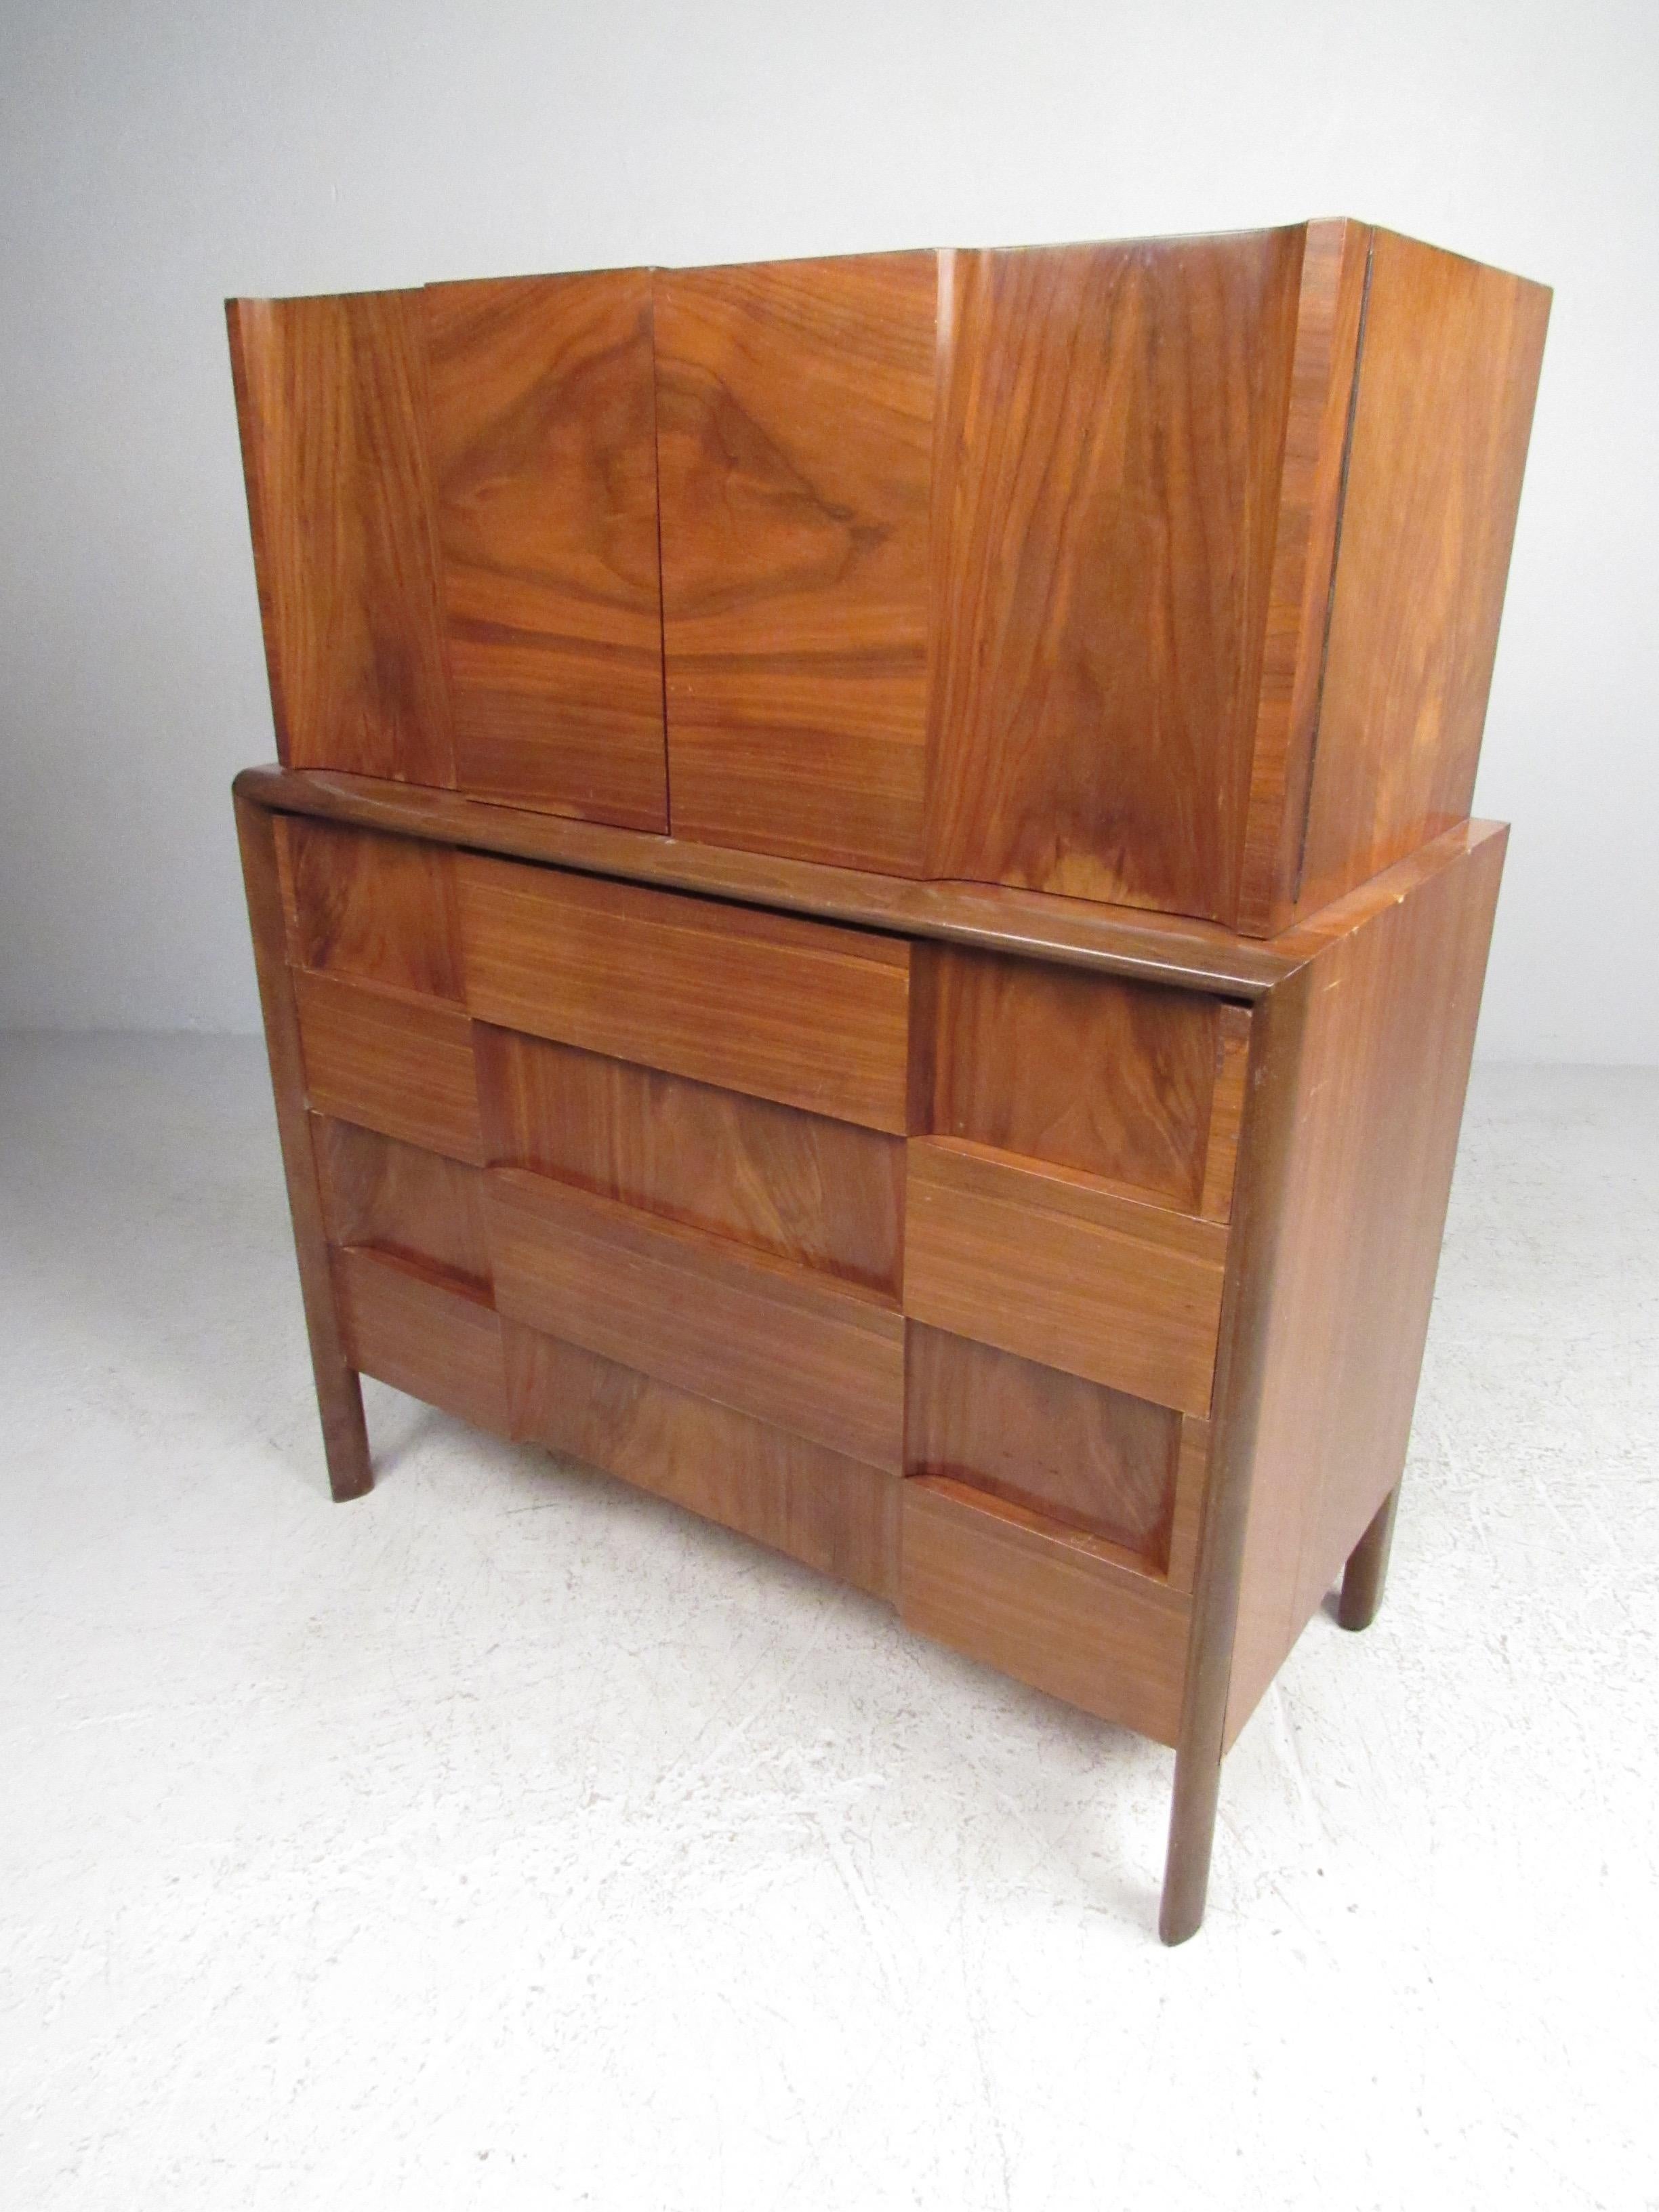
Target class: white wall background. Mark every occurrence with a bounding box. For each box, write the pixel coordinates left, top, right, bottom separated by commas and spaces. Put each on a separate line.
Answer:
1, 0, 1653, 1057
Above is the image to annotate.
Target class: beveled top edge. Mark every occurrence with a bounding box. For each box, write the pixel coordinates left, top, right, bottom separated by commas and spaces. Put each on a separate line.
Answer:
232, 765, 1504, 1002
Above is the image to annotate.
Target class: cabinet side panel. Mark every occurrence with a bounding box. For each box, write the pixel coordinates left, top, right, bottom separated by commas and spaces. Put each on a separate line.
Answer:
426, 270, 668, 830
226, 293, 454, 785
1235, 220, 1372, 935
655, 252, 937, 875
1296, 236, 1549, 913
1224, 825, 1507, 1741
926, 229, 1305, 922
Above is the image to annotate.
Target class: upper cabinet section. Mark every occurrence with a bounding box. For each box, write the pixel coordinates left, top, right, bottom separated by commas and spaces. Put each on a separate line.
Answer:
227, 270, 668, 832
228, 224, 1548, 931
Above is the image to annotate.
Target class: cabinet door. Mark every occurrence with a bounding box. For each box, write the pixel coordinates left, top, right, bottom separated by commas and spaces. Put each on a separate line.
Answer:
653, 252, 940, 876
925, 230, 1308, 923
228, 270, 666, 830
426, 271, 667, 829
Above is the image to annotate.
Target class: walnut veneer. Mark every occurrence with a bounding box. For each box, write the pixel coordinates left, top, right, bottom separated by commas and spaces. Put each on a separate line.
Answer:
228, 220, 1545, 1941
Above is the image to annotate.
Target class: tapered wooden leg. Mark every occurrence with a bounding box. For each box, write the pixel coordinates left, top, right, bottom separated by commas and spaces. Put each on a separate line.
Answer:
235, 785, 373, 1502
1338, 1483, 1401, 1631
1160, 1742, 1223, 1946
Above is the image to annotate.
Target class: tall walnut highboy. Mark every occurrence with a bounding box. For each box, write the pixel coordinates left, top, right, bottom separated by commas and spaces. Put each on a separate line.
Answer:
227, 220, 1549, 1941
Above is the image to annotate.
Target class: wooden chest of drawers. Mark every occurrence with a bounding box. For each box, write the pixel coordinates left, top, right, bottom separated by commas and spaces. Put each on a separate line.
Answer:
228, 219, 1545, 1940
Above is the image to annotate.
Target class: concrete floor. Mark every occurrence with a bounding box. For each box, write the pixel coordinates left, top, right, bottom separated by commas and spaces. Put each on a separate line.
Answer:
1, 1035, 1654, 2210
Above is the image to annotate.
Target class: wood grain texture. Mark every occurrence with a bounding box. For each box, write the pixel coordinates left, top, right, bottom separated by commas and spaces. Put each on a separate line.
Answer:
333, 1246, 509, 1435
1198, 1004, 1253, 1222
903, 1138, 1228, 1416
1296, 234, 1549, 914
226, 292, 453, 786
426, 270, 668, 829
1234, 220, 1372, 935
485, 1166, 905, 1469
292, 970, 483, 1163
924, 229, 1305, 921
655, 252, 939, 874
922, 944, 1223, 1208
476, 1027, 903, 1294
899, 1477, 1189, 1743
1223, 819, 1508, 1741
507, 1324, 898, 1599
312, 1115, 491, 1290
276, 815, 463, 1000
234, 792, 371, 1500
905, 1323, 1179, 1567
238, 766, 1298, 998
1166, 1418, 1211, 1595
456, 851, 913, 1132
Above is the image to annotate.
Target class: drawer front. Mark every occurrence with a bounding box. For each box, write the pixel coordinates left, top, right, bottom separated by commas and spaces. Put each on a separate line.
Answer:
293, 970, 484, 1164
477, 1027, 903, 1296
507, 1324, 898, 1599
920, 945, 1246, 1214
485, 1166, 905, 1469
312, 1117, 491, 1291
903, 1139, 1227, 1416
335, 1246, 509, 1435
456, 853, 913, 1133
899, 1478, 1190, 1744
906, 1323, 1182, 1569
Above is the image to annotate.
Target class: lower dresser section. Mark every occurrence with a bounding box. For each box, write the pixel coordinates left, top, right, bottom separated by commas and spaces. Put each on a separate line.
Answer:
324, 1187, 1200, 1739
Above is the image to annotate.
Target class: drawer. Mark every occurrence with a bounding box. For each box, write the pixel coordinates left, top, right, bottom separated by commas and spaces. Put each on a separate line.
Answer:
312, 1117, 491, 1291
899, 1477, 1191, 1744
276, 816, 464, 1002
334, 1246, 509, 1435
506, 1323, 898, 1600
903, 1139, 1227, 1416
920, 945, 1250, 1216
455, 853, 913, 1133
293, 971, 485, 1164
905, 1323, 1183, 1570
477, 1027, 903, 1296
485, 1166, 905, 1469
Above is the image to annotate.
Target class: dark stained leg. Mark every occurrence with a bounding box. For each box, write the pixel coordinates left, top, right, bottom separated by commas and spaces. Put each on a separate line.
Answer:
1338, 1483, 1401, 1631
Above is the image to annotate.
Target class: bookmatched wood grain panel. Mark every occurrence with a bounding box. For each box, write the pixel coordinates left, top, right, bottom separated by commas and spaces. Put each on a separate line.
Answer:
1234, 220, 1372, 935
456, 853, 913, 1132
507, 1324, 898, 1599
334, 1246, 508, 1434
292, 970, 483, 1162
276, 816, 463, 1000
921, 944, 1223, 1208
925, 230, 1305, 921
312, 1115, 491, 1290
900, 1478, 1189, 1743
1297, 234, 1549, 915
226, 292, 453, 786
476, 1027, 903, 1295
903, 1139, 1227, 1416
426, 270, 667, 829
655, 252, 939, 874
1223, 821, 1507, 1742
905, 1323, 1179, 1567
485, 1166, 905, 1468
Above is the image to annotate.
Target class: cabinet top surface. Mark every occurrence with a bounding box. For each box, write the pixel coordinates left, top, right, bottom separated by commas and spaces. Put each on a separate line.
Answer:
234, 764, 1505, 1000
